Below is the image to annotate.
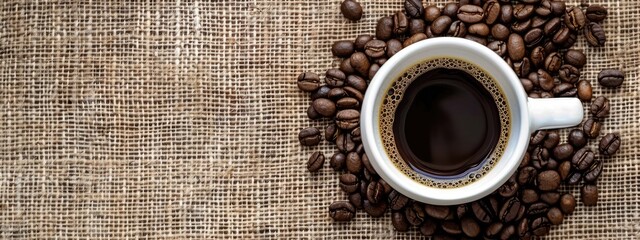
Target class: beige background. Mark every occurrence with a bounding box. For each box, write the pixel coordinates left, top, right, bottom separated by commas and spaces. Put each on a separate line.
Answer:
0, 0, 638, 239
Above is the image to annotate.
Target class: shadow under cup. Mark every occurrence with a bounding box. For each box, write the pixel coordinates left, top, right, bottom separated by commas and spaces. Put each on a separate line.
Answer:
361, 38, 529, 205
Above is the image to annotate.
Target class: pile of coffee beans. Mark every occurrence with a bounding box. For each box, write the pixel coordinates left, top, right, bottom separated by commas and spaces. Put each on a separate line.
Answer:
298, 0, 624, 238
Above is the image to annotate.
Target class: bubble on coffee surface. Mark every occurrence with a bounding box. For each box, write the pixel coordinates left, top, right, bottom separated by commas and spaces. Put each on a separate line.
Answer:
379, 57, 510, 188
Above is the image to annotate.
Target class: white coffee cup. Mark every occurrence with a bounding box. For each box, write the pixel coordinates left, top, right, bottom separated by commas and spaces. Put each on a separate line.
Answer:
361, 37, 583, 205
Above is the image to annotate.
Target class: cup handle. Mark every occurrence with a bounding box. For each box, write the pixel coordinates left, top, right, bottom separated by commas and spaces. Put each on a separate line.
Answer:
527, 97, 584, 132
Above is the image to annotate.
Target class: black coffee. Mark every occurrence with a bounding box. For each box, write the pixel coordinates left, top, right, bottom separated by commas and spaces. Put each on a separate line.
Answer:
393, 68, 501, 176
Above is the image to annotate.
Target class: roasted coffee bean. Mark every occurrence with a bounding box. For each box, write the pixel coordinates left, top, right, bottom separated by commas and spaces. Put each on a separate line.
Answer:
560, 194, 577, 214
409, 19, 426, 35
572, 148, 595, 171
425, 25, 436, 38
537, 0, 553, 16
498, 175, 519, 197
500, 4, 513, 23
531, 16, 547, 29
565, 7, 586, 31
459, 217, 480, 237
508, 33, 525, 61
376, 16, 394, 41
465, 34, 488, 45
560, 31, 578, 49
368, 63, 380, 80
598, 69, 625, 88
456, 204, 468, 219
325, 124, 339, 143
439, 3, 457, 18
424, 5, 441, 22
543, 130, 560, 149
552, 26, 571, 46
591, 96, 611, 118
536, 69, 555, 91
542, 40, 556, 55
599, 132, 621, 156
531, 217, 551, 236
565, 50, 587, 69
345, 75, 367, 93
586, 5, 608, 22
332, 40, 355, 58
307, 104, 322, 120
425, 204, 450, 220
336, 110, 360, 131
339, 173, 359, 193
511, 19, 532, 33
547, 207, 564, 225
385, 39, 403, 58
531, 130, 547, 145
345, 151, 362, 174
363, 200, 387, 217
420, 219, 438, 236
359, 179, 368, 195
518, 166, 537, 185
513, 58, 532, 77
343, 86, 364, 102
336, 133, 356, 152
559, 64, 580, 83
329, 201, 356, 221
340, 59, 355, 75
521, 78, 534, 92
442, 220, 463, 235
544, 52, 562, 73
405, 202, 426, 225
581, 184, 598, 206
500, 224, 516, 239
585, 22, 607, 47
330, 152, 346, 171
584, 159, 603, 182
432, 15, 453, 35
531, 146, 550, 169
311, 86, 331, 101
483, 0, 500, 25
391, 12, 408, 36
457, 5, 485, 23
366, 180, 385, 204
499, 197, 522, 222
553, 143, 574, 160
549, 0, 566, 15
488, 41, 507, 57
567, 171, 583, 185
540, 91, 553, 98
576, 80, 592, 101
513, 4, 535, 20
485, 222, 504, 238
547, 158, 559, 170
389, 190, 409, 210
471, 197, 498, 223
524, 28, 544, 47
341, 0, 363, 21
583, 118, 602, 139
392, 212, 410, 232
405, 0, 425, 18
307, 151, 325, 172
541, 192, 561, 205
553, 82, 577, 97
448, 20, 468, 37
325, 69, 346, 88
348, 193, 363, 209
468, 23, 489, 36
328, 88, 348, 101
337, 97, 359, 109
312, 98, 337, 117
349, 52, 370, 76
354, 35, 373, 50
299, 127, 321, 146
491, 24, 510, 40
403, 33, 427, 47
568, 129, 588, 149
363, 40, 386, 59
522, 188, 539, 204
537, 170, 561, 191
297, 72, 321, 92
543, 17, 561, 36
527, 202, 550, 216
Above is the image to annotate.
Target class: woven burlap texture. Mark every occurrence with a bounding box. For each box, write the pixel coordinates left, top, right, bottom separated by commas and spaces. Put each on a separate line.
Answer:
0, 0, 638, 239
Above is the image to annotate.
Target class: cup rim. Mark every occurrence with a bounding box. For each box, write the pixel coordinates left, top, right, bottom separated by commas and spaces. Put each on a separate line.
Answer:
360, 37, 530, 205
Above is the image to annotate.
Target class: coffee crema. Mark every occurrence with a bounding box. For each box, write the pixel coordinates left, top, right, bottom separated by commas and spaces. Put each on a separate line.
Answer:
379, 57, 511, 188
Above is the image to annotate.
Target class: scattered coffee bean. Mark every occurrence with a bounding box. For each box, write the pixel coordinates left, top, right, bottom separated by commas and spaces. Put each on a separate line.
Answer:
584, 159, 603, 182
419, 219, 438, 236
537, 170, 561, 191
498, 175, 519, 197
425, 204, 450, 219
376, 16, 394, 41
366, 180, 385, 204
531, 217, 551, 236
485, 222, 504, 238
297, 72, 321, 92
513, 4, 535, 20
330, 152, 346, 171
491, 24, 510, 40
405, 202, 426, 225
409, 18, 426, 35
518, 166, 537, 185
350, 52, 370, 76
424, 5, 441, 22
586, 5, 607, 22
336, 132, 355, 153
329, 201, 356, 221
339, 173, 359, 193
363, 200, 387, 217
547, 207, 564, 225
460, 216, 480, 237
448, 20, 467, 37
368, 63, 380, 80
442, 220, 463, 235
553, 143, 574, 160
553, 82, 577, 97
299, 127, 321, 146
340, 0, 363, 21
559, 64, 580, 83
392, 212, 410, 232
572, 148, 595, 171
307, 151, 325, 172
483, 0, 500, 25
598, 69, 624, 88
583, 118, 602, 139
500, 224, 516, 239
508, 33, 525, 61
581, 184, 598, 206
389, 190, 409, 210
544, 17, 561, 35
599, 132, 621, 156
499, 197, 522, 222
591, 96, 611, 118
541, 192, 561, 205
432, 15, 453, 35
585, 22, 606, 47
405, 0, 424, 18
564, 49, 587, 69
458, 4, 485, 23
543, 130, 560, 149
565, 7, 586, 31
345, 151, 362, 174
312, 98, 337, 117
560, 194, 577, 214
332, 40, 355, 58
403, 33, 427, 47
348, 193, 363, 209
544, 52, 562, 73
354, 35, 373, 50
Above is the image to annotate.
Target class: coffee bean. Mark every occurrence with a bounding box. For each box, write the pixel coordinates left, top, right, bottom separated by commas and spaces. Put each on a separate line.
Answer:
560, 31, 578, 49
389, 190, 409, 210
500, 4, 513, 23
404, 0, 424, 18
405, 202, 426, 225
536, 69, 555, 91
339, 173, 359, 193
431, 15, 453, 35
312, 86, 331, 101
544, 52, 562, 73
565, 7, 586, 31
330, 152, 346, 171
553, 143, 574, 160
468, 23, 489, 36
424, 5, 441, 22
581, 184, 598, 206
391, 12, 408, 36
524, 28, 543, 47
531, 130, 547, 146
522, 188, 539, 204
299, 127, 321, 146
572, 148, 595, 171
599, 132, 621, 156
508, 33, 525, 61
485, 222, 503, 238
455, 204, 468, 219
343, 86, 364, 102
585, 22, 607, 47
308, 105, 322, 119
546, 207, 564, 225
559, 64, 580, 83
511, 19, 532, 33
336, 133, 356, 152
359, 179, 368, 195
500, 224, 516, 239
521, 78, 534, 92
448, 20, 468, 37
366, 180, 385, 204
340, 60, 355, 75
328, 88, 347, 101
499, 197, 522, 222
531, 16, 547, 29
553, 83, 577, 97
498, 175, 519, 197
325, 69, 346, 87
336, 97, 358, 110
458, 4, 485, 23
527, 202, 550, 216
442, 220, 462, 235
537, 0, 553, 16
465, 34, 488, 45
560, 194, 577, 214
403, 33, 427, 47
584, 159, 603, 182
331, 40, 355, 58
349, 52, 370, 76
541, 191, 561, 205
297, 72, 321, 92
542, 40, 556, 55
583, 118, 602, 139
598, 69, 624, 88
425, 204, 450, 219
543, 17, 561, 36
482, 0, 500, 25
471, 197, 498, 223
392, 212, 410, 232
419, 219, 438, 236
552, 26, 571, 46
354, 35, 373, 50
590, 96, 610, 118
530, 46, 545, 68
568, 129, 587, 149
340, 0, 363, 21
491, 24, 510, 40
363, 200, 387, 217
364, 40, 386, 59
345, 75, 367, 93
531, 217, 551, 236
458, 217, 480, 237
531, 146, 550, 169
368, 63, 380, 80
487, 41, 506, 57
550, 0, 566, 15
312, 98, 337, 117
325, 124, 338, 143
385, 39, 403, 58
586, 5, 607, 22
564, 50, 587, 69
345, 151, 362, 174
443, 3, 460, 18
567, 171, 583, 185
513, 4, 535, 20
518, 166, 537, 186
376, 16, 394, 41
329, 201, 356, 221
537, 170, 561, 191
409, 19, 426, 35
348, 193, 363, 209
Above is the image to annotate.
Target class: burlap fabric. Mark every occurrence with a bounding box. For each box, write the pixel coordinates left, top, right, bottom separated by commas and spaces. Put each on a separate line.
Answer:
0, 0, 638, 239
